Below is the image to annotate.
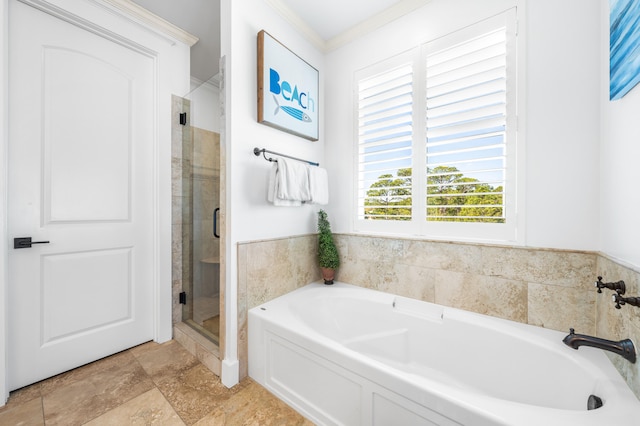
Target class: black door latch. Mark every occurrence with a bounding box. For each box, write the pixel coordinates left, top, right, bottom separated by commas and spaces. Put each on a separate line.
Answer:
14, 237, 50, 249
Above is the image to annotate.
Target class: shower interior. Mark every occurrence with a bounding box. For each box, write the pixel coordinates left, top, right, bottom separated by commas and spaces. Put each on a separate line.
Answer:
180, 76, 221, 344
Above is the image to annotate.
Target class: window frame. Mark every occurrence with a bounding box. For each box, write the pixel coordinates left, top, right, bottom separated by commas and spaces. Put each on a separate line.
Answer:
353, 9, 522, 243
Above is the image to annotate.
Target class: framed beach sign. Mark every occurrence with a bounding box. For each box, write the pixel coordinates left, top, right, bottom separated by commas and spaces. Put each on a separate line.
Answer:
258, 30, 319, 141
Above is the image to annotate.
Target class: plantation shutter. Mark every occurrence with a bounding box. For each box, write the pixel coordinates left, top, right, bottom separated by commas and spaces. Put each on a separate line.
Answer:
354, 9, 517, 239
357, 63, 414, 221
425, 27, 508, 223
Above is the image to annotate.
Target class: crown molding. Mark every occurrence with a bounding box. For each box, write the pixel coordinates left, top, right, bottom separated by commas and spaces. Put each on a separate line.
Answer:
326, 0, 431, 51
17, 0, 158, 54
264, 0, 325, 51
266, 0, 431, 53
101, 0, 199, 46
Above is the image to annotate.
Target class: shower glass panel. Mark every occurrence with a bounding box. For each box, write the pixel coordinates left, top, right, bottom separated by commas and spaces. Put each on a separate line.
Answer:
181, 75, 220, 344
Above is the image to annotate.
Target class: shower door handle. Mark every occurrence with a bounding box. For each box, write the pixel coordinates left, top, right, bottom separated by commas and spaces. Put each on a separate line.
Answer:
213, 208, 220, 238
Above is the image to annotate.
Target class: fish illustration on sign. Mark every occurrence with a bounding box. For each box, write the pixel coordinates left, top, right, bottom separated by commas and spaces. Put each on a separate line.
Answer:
273, 95, 312, 123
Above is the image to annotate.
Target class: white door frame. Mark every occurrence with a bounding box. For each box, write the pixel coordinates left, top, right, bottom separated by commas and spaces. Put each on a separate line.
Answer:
0, 0, 194, 404
1, 0, 9, 406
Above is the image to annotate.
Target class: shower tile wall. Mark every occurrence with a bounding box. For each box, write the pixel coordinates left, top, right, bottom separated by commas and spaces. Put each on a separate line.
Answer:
191, 127, 221, 326
238, 233, 640, 398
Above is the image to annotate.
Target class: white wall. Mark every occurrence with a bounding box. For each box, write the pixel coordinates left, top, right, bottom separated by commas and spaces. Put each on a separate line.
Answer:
226, 1, 325, 244
600, 1, 640, 268
525, 0, 601, 251
220, 0, 325, 385
325, 0, 601, 251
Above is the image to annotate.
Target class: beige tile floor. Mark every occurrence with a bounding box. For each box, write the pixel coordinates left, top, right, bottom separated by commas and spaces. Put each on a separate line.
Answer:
0, 340, 313, 425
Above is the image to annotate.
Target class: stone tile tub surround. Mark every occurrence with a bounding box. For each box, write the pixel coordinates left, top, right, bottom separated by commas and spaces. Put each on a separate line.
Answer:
596, 255, 640, 399
239, 232, 640, 399
333, 234, 597, 333
238, 235, 321, 378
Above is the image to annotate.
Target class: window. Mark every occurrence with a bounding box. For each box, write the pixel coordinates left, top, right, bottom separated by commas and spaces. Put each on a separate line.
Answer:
357, 61, 414, 221
355, 10, 518, 242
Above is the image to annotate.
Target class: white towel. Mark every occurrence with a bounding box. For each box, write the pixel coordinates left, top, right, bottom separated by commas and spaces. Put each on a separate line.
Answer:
308, 166, 329, 205
267, 162, 302, 206
275, 158, 311, 202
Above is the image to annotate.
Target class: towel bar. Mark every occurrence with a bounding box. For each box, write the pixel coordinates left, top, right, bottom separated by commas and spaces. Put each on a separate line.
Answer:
254, 147, 319, 167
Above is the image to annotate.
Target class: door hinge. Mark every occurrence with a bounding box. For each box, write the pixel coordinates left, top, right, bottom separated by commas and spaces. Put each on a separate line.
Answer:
179, 291, 186, 305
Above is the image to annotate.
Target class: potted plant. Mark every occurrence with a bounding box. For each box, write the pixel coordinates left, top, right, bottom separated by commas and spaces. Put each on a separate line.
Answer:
317, 209, 340, 284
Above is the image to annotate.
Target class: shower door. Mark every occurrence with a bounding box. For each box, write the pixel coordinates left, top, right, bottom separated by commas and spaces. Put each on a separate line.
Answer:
180, 80, 221, 344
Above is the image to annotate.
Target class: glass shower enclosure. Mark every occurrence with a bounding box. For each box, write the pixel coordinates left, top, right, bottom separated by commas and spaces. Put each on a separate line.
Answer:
180, 76, 221, 344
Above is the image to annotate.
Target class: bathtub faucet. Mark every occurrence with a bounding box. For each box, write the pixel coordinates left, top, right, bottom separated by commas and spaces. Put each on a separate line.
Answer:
612, 293, 640, 310
563, 328, 636, 363
594, 276, 625, 295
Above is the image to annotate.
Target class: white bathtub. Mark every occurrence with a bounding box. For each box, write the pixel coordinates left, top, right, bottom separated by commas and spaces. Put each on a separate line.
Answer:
248, 282, 640, 425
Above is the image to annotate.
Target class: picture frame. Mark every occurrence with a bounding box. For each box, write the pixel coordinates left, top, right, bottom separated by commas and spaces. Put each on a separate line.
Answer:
257, 30, 319, 141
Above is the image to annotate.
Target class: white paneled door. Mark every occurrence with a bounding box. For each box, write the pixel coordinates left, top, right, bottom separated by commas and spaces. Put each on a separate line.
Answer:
8, 1, 155, 390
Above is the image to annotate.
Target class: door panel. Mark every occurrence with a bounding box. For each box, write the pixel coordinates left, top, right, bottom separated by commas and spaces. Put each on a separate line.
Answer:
8, 0, 155, 390
42, 248, 133, 343
44, 46, 132, 223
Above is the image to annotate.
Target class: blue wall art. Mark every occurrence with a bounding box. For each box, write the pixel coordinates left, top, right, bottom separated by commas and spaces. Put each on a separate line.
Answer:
610, 0, 640, 100
257, 30, 319, 140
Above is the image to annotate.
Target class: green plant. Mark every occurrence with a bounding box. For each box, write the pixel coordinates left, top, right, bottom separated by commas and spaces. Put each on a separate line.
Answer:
317, 210, 340, 269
